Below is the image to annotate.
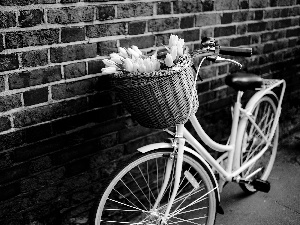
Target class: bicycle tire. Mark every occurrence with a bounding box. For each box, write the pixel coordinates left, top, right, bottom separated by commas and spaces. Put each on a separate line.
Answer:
91, 149, 217, 225
238, 95, 279, 194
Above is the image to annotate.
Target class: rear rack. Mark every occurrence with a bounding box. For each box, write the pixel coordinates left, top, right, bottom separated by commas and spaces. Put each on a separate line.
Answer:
260, 79, 283, 90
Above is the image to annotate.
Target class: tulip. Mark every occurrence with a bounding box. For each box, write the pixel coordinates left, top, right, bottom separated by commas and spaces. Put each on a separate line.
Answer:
131, 45, 143, 56
177, 43, 184, 56
103, 59, 119, 68
169, 34, 178, 47
109, 53, 124, 64
170, 46, 178, 61
123, 58, 134, 72
132, 62, 139, 72
127, 47, 140, 59
118, 47, 129, 58
101, 67, 117, 74
165, 53, 174, 67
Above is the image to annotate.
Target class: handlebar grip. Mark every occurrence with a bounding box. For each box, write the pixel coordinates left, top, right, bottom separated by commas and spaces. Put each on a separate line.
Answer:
219, 46, 252, 57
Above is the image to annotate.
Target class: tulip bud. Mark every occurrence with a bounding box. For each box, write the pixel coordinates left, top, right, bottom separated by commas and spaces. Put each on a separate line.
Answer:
123, 58, 134, 72
170, 46, 178, 61
131, 45, 143, 56
177, 44, 184, 56
165, 53, 174, 67
169, 34, 178, 47
101, 67, 117, 74
127, 48, 140, 59
118, 47, 129, 58
109, 53, 124, 64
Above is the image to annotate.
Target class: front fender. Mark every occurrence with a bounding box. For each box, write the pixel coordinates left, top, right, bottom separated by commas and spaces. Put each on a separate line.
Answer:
137, 142, 222, 211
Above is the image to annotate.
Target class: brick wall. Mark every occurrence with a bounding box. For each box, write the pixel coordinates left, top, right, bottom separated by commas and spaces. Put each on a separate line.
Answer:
0, 0, 299, 224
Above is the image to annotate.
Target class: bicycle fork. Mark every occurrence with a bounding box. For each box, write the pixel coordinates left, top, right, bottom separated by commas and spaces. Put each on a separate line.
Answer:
152, 124, 186, 223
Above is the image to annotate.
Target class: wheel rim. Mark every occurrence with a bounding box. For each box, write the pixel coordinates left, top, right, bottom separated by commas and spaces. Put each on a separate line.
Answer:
95, 151, 216, 225
241, 97, 278, 191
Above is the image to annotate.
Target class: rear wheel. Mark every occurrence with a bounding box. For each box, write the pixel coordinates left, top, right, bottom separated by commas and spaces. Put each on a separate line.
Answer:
239, 95, 278, 193
92, 149, 217, 225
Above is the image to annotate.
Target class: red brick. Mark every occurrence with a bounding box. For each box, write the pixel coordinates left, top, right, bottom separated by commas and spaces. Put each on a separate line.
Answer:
0, 94, 22, 112
61, 27, 85, 43
64, 62, 86, 79
8, 66, 61, 90
0, 34, 3, 52
120, 35, 155, 49
180, 16, 194, 29
202, 0, 214, 11
173, 0, 202, 13
148, 17, 179, 32
21, 49, 48, 68
61, 0, 80, 3
157, 1, 171, 14
0, 11, 16, 28
230, 36, 251, 46
19, 9, 43, 28
215, 0, 239, 10
50, 43, 97, 63
23, 87, 49, 106
128, 21, 146, 35
0, 76, 5, 92
5, 29, 59, 49
97, 40, 117, 57
86, 23, 126, 38
237, 24, 247, 34
286, 27, 300, 37
47, 7, 94, 24
214, 25, 236, 37
117, 2, 153, 18
13, 98, 89, 128
155, 33, 170, 46
240, 0, 249, 9
0, 0, 56, 6
0, 182, 21, 201
274, 19, 292, 29
249, 0, 269, 8
0, 116, 11, 132
221, 13, 233, 24
51, 78, 98, 100
0, 54, 19, 72
248, 22, 267, 32
96, 5, 115, 21
87, 59, 105, 74
196, 14, 220, 26
182, 29, 200, 42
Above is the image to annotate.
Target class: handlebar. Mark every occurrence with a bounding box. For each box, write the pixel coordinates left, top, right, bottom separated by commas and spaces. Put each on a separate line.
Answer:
219, 46, 252, 57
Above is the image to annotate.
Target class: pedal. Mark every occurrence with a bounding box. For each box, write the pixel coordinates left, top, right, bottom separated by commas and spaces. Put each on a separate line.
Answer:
250, 179, 271, 193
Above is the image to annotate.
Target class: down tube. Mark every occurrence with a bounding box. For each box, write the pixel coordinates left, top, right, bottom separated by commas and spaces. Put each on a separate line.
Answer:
183, 128, 231, 180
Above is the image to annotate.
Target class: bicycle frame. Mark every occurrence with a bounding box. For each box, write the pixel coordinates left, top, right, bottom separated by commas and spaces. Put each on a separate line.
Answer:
137, 79, 286, 220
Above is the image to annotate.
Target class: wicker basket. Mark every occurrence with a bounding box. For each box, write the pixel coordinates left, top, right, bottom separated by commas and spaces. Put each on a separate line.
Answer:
110, 54, 199, 129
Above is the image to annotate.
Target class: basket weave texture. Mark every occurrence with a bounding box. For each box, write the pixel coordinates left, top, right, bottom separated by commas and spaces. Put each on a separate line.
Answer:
110, 54, 198, 129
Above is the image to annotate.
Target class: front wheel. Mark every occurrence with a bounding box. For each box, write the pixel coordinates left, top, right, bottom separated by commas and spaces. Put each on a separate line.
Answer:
91, 149, 217, 225
238, 95, 279, 194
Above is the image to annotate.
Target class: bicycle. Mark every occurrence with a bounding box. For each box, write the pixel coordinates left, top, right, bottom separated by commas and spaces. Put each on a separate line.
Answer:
91, 37, 286, 225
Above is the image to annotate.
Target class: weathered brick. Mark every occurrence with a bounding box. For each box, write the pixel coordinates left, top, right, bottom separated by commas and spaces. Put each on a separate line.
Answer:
0, 116, 11, 132
86, 23, 126, 38
155, 33, 171, 46
233, 11, 254, 22
230, 36, 251, 46
157, 1, 171, 14
0, 11, 16, 28
202, 0, 214, 11
277, 0, 295, 6
21, 49, 48, 68
24, 87, 49, 106
61, 27, 85, 43
180, 16, 194, 29
117, 2, 153, 18
286, 27, 300, 37
221, 13, 233, 24
173, 0, 202, 13
182, 29, 200, 42
64, 62, 86, 79
0, 76, 5, 92
215, 0, 239, 10
47, 7, 94, 24
0, 182, 21, 201
128, 21, 146, 35
87, 59, 105, 75
5, 29, 59, 49
61, 0, 80, 3
0, 34, 3, 52
0, 94, 22, 112
51, 78, 98, 100
120, 35, 155, 49
0, 0, 56, 6
237, 24, 247, 34
248, 22, 267, 32
0, 54, 19, 72
274, 19, 292, 29
148, 18, 179, 32
97, 40, 117, 57
19, 9, 44, 28
13, 98, 89, 127
201, 27, 214, 39
214, 25, 236, 37
196, 14, 221, 26
254, 10, 264, 20
50, 43, 97, 63
240, 0, 249, 9
249, 0, 269, 8
96, 5, 115, 21
8, 66, 61, 90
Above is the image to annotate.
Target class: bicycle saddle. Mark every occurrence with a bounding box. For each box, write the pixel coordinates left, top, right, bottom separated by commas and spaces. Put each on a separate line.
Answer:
225, 72, 263, 91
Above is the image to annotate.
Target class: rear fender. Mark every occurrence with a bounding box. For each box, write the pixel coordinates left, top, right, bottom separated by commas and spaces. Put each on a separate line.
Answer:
137, 143, 222, 210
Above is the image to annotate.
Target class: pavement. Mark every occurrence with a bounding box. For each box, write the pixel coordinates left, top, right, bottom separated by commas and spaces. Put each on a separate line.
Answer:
215, 131, 300, 225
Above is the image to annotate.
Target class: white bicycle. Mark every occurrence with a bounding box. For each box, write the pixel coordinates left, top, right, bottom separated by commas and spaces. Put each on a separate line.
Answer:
91, 38, 286, 225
